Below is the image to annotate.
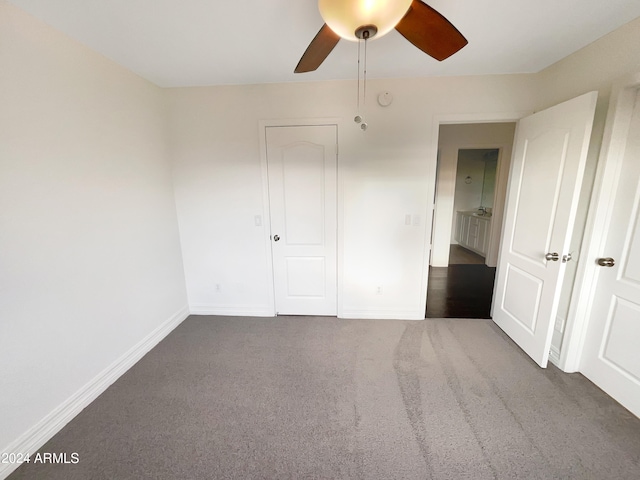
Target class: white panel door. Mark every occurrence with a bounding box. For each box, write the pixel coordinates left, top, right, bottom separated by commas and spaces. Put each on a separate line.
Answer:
492, 92, 597, 367
581, 88, 640, 417
266, 125, 337, 315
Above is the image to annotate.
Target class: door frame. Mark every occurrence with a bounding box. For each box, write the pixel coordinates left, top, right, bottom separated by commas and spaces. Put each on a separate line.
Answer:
434, 143, 510, 268
259, 118, 343, 317
559, 72, 640, 372
423, 111, 531, 315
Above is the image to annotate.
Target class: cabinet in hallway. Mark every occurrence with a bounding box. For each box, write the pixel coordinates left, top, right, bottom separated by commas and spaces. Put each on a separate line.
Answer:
455, 211, 490, 257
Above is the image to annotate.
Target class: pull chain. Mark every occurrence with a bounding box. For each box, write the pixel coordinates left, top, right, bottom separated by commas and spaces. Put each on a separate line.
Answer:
354, 32, 369, 130
357, 39, 361, 114
363, 35, 367, 107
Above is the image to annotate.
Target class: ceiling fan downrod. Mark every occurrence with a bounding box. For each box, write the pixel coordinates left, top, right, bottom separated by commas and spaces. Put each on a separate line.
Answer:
354, 24, 378, 40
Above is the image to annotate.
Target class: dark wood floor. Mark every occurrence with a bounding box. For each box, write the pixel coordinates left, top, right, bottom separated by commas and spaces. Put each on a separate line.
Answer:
426, 265, 497, 319
448, 244, 485, 264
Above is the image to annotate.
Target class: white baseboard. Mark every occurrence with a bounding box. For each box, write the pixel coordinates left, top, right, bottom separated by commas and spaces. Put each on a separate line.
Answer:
0, 305, 189, 480
190, 306, 424, 320
340, 309, 424, 320
189, 304, 274, 317
549, 344, 561, 367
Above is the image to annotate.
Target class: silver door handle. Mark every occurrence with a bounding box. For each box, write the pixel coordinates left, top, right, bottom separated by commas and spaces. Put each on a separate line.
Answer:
273, 235, 280, 242
545, 252, 559, 261
597, 257, 615, 267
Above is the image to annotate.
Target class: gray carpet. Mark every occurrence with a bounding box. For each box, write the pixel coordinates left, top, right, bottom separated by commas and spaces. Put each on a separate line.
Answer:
9, 316, 640, 479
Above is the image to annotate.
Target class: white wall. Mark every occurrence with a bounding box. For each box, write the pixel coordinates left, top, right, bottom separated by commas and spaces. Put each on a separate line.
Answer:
453, 151, 486, 224
432, 124, 516, 267
168, 77, 536, 320
0, 3, 188, 467
481, 156, 498, 208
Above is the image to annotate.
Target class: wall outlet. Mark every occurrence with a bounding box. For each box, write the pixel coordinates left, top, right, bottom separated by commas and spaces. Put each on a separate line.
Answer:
215, 284, 221, 293
376, 286, 383, 295
254, 215, 262, 226
405, 214, 411, 226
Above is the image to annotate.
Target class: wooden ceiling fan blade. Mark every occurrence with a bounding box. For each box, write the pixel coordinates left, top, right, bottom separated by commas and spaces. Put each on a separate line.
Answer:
294, 24, 340, 73
395, 0, 468, 61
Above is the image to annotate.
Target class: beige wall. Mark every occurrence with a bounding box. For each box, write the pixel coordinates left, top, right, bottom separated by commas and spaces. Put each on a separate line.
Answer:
0, 3, 187, 465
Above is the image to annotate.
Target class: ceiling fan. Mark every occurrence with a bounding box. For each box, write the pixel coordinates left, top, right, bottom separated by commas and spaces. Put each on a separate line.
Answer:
295, 0, 468, 73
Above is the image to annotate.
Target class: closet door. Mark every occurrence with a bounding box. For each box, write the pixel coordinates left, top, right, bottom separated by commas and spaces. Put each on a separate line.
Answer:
580, 86, 640, 418
492, 92, 597, 367
265, 125, 338, 315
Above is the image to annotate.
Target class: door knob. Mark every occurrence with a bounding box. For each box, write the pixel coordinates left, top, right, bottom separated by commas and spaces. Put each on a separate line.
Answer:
562, 253, 572, 263
545, 252, 559, 261
597, 257, 615, 267
273, 235, 280, 242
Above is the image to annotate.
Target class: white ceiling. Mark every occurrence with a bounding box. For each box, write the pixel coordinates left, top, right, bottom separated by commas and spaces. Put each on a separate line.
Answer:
8, 0, 640, 87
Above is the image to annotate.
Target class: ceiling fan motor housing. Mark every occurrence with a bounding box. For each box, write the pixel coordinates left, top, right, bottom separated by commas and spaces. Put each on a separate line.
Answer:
318, 0, 412, 41
294, 1, 468, 73
355, 24, 378, 40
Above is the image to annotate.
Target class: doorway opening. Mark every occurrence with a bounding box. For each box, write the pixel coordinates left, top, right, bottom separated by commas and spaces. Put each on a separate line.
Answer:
426, 123, 516, 318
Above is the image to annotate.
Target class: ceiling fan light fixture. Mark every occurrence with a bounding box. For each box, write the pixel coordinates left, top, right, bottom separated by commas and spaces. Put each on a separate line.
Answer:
318, 0, 412, 41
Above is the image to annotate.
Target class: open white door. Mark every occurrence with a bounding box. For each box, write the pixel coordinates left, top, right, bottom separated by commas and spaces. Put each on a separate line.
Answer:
266, 125, 337, 316
492, 92, 597, 367
580, 85, 640, 417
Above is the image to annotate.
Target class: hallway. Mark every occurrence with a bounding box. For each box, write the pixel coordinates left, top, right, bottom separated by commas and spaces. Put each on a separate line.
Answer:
426, 246, 496, 318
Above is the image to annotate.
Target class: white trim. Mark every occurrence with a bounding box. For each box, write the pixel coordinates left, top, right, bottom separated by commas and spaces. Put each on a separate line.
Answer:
559, 73, 640, 372
259, 117, 342, 128
189, 305, 274, 317
258, 117, 344, 317
486, 145, 510, 268
336, 125, 345, 319
258, 122, 277, 317
0, 306, 190, 480
549, 314, 566, 368
340, 309, 424, 320
549, 343, 561, 366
